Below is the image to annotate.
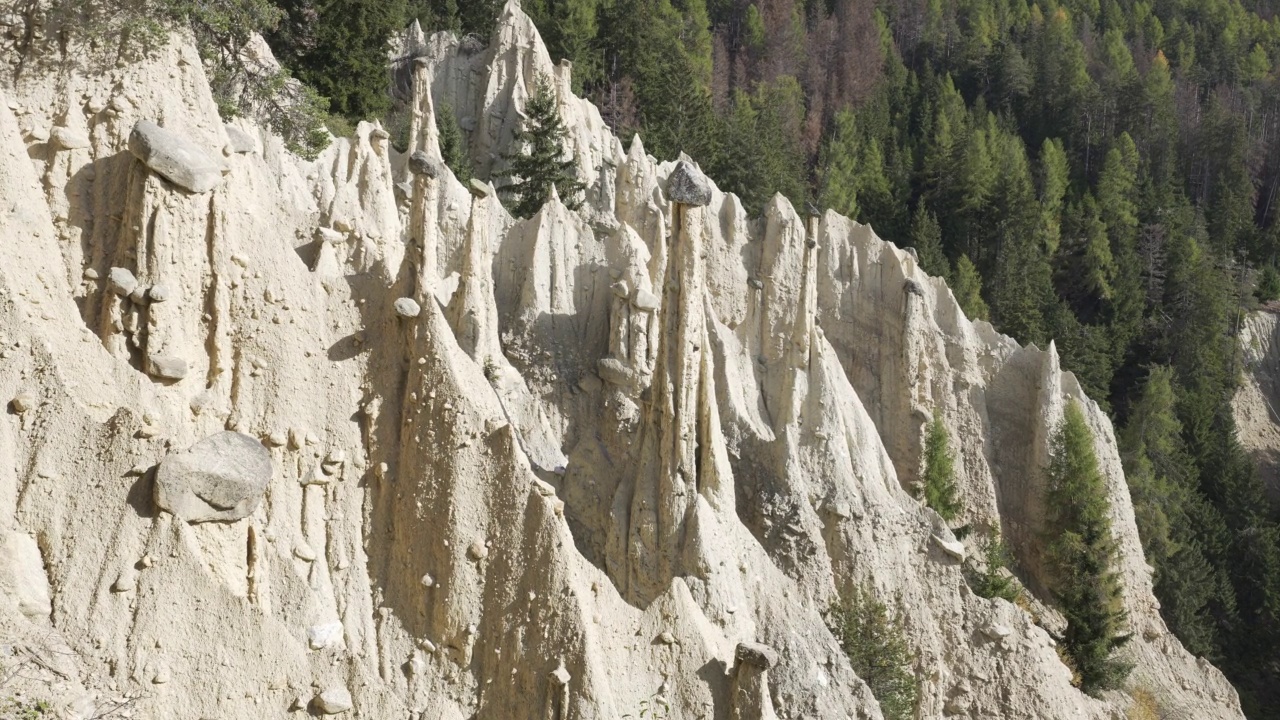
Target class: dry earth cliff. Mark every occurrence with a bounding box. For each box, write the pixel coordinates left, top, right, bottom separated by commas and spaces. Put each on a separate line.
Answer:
0, 3, 1244, 718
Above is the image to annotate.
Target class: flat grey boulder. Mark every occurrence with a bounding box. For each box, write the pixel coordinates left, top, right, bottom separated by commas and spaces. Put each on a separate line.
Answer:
666, 160, 712, 206
155, 431, 272, 523
224, 124, 257, 154
394, 297, 422, 318
129, 120, 223, 193
146, 354, 188, 381
468, 178, 491, 198
409, 151, 442, 178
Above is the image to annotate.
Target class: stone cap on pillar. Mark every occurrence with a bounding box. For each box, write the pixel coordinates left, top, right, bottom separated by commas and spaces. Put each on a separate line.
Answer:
735, 641, 780, 670
666, 160, 713, 207
409, 151, 442, 178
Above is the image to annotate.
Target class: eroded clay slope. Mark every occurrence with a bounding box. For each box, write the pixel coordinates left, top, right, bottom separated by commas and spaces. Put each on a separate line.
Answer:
0, 3, 1241, 719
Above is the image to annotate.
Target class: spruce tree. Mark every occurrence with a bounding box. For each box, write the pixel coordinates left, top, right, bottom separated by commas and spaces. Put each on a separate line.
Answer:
921, 413, 962, 521
1257, 265, 1280, 303
500, 75, 586, 218
1044, 401, 1132, 694
1119, 366, 1221, 658
909, 203, 949, 280
271, 0, 411, 121
436, 102, 470, 183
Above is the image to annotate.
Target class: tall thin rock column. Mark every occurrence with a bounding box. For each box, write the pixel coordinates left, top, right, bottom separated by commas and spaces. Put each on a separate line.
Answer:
613, 160, 716, 604
407, 150, 442, 296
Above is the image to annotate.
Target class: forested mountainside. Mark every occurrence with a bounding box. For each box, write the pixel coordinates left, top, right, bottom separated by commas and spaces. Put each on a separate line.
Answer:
1, 0, 1276, 716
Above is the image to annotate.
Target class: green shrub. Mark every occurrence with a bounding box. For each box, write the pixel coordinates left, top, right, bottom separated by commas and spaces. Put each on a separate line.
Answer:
827, 585, 919, 720
920, 413, 962, 521
1, 697, 51, 720
1256, 265, 1280, 304
965, 528, 1022, 603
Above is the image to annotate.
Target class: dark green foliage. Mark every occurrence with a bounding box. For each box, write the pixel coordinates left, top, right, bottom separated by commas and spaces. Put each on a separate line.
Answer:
827, 586, 919, 720
921, 413, 961, 522
408, 0, 459, 32
270, 0, 410, 121
523, 0, 602, 92
436, 103, 470, 182
499, 75, 586, 218
1257, 266, 1280, 303
1044, 402, 1132, 695
909, 204, 949, 280
1119, 366, 1222, 658
597, 0, 720, 165
718, 78, 808, 214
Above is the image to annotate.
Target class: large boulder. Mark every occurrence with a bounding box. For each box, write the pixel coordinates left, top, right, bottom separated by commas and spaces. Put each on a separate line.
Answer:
408, 151, 442, 178
666, 160, 712, 206
128, 120, 223, 193
154, 432, 272, 522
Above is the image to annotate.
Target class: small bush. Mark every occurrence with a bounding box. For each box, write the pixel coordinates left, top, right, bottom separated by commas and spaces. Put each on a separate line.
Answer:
1256, 265, 1280, 304
1127, 687, 1162, 720
827, 585, 919, 720
965, 528, 1021, 603
1, 697, 51, 720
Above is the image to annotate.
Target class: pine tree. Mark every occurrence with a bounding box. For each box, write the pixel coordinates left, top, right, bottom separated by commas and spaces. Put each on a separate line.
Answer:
1044, 401, 1132, 694
499, 75, 586, 218
524, 0, 602, 92
828, 586, 920, 720
1257, 265, 1280, 303
1037, 138, 1070, 253
921, 413, 962, 521
991, 227, 1053, 345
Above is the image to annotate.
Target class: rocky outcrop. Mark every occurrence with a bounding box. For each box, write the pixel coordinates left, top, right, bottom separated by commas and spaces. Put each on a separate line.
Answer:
0, 3, 1241, 719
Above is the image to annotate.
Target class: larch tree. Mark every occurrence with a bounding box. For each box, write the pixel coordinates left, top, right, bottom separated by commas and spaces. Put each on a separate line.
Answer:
1043, 401, 1132, 694
921, 413, 961, 521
